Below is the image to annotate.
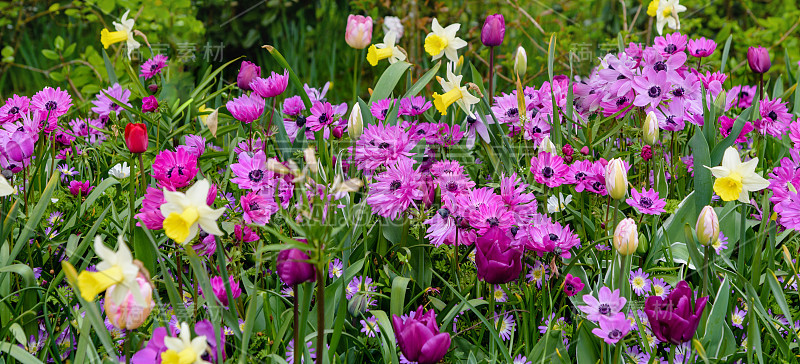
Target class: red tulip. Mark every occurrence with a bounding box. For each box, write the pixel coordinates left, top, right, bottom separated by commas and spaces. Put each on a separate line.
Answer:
124, 123, 148, 153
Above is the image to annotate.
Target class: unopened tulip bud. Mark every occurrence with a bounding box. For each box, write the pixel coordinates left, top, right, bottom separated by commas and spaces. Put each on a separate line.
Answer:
104, 275, 154, 330
695, 206, 719, 246
345, 15, 373, 50
747, 46, 771, 74
538, 136, 557, 154
613, 218, 639, 255
605, 158, 628, 200
643, 111, 659, 145
481, 14, 505, 47
580, 146, 590, 155
348, 103, 363, 139
514, 46, 527, 78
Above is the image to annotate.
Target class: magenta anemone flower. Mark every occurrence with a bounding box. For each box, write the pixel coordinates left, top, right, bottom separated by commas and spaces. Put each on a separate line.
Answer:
719, 115, 754, 144
491, 93, 522, 125
632, 68, 670, 108
577, 286, 627, 322
365, 159, 423, 220
208, 276, 241, 307
31, 87, 72, 120
398, 96, 432, 117
499, 173, 536, 216
91, 83, 131, 119
227, 93, 265, 124
353, 122, 417, 172
592, 312, 631, 345
655, 102, 686, 132
178, 134, 206, 158
234, 224, 260, 242
370, 98, 394, 121
566, 160, 595, 193
230, 151, 271, 191
654, 32, 688, 56
563, 273, 584, 297
250, 69, 289, 98
626, 187, 666, 215
140, 55, 168, 80
757, 97, 791, 138
469, 199, 515, 235
0, 95, 29, 124
241, 191, 278, 225
135, 186, 166, 230
687, 37, 717, 58
529, 152, 568, 188
152, 148, 199, 190
436, 172, 475, 197
69, 180, 94, 197
306, 101, 338, 132
525, 220, 580, 258
729, 85, 756, 109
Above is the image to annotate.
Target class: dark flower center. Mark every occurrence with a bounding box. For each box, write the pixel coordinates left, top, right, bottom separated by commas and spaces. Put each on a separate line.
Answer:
592, 181, 605, 190
446, 181, 458, 192
438, 208, 450, 219
381, 109, 388, 118
739, 91, 749, 99
467, 116, 477, 124
166, 166, 185, 179
390, 180, 401, 191
487, 217, 499, 227
548, 233, 559, 241
505, 108, 518, 118
598, 303, 611, 315
530, 108, 539, 117
510, 226, 519, 236
378, 142, 390, 149
608, 329, 623, 340
150, 63, 159, 71
295, 115, 306, 127
695, 48, 706, 54
653, 61, 666, 72
248, 201, 260, 210
248, 169, 264, 182
565, 283, 574, 292
542, 166, 554, 178
648, 86, 662, 98
616, 74, 626, 80
768, 111, 778, 121
318, 113, 329, 125
575, 171, 586, 180
532, 126, 542, 134
672, 87, 685, 97
8, 106, 19, 115
616, 97, 628, 106
665, 44, 677, 54
44, 101, 57, 111
666, 115, 676, 125
639, 197, 653, 208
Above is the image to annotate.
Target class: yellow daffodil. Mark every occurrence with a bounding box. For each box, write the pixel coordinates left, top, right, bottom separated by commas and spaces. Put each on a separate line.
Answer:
160, 179, 225, 245
424, 18, 467, 63
706, 147, 769, 203
100, 10, 141, 59
77, 236, 142, 304
161, 322, 211, 364
432, 63, 479, 115
366, 31, 406, 66
655, 0, 686, 35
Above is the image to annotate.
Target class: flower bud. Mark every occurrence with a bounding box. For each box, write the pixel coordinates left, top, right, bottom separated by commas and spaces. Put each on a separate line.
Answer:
641, 145, 653, 161
643, 110, 659, 145
562, 144, 574, 156
613, 218, 638, 255
580, 146, 590, 155
345, 15, 373, 50
124, 123, 148, 153
348, 103, 363, 139
148, 83, 159, 93
695, 206, 719, 246
605, 158, 628, 200
277, 248, 316, 286
481, 14, 505, 47
236, 61, 261, 91
538, 135, 557, 154
514, 46, 527, 78
142, 95, 158, 113
747, 46, 771, 74
104, 275, 154, 330
332, 126, 344, 139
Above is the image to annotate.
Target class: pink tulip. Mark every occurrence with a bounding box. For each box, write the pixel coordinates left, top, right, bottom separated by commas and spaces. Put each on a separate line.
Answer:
345, 15, 373, 49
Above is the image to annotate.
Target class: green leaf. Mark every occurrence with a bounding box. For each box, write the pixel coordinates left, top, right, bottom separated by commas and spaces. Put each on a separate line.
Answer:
390, 277, 410, 318
369, 61, 411, 104
719, 35, 733, 73
0, 341, 42, 364
690, 130, 712, 212
710, 106, 752, 165
41, 49, 59, 60
263, 46, 312, 108
54, 36, 64, 50
403, 61, 440, 99
547, 33, 556, 81
102, 49, 117, 84
3, 172, 59, 266
702, 277, 736, 358
766, 269, 794, 329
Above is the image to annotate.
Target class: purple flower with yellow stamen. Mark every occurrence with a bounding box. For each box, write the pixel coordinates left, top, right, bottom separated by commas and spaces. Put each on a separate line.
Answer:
629, 268, 652, 296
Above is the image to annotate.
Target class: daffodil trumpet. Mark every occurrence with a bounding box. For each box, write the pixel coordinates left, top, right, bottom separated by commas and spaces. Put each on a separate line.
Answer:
367, 45, 393, 66
76, 236, 145, 305
433, 88, 463, 115
100, 28, 128, 49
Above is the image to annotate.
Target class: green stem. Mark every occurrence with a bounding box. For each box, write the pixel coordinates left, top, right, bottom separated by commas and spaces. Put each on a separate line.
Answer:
352, 51, 359, 103
489, 285, 496, 357
294, 284, 300, 364
488, 47, 495, 105
702, 246, 710, 296
128, 153, 136, 241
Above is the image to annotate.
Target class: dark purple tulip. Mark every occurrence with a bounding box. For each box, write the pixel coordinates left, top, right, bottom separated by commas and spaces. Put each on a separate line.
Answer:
747, 46, 771, 74
481, 14, 505, 47
475, 227, 523, 284
5, 130, 35, 162
392, 306, 451, 364
277, 248, 316, 286
644, 280, 708, 345
237, 61, 261, 91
